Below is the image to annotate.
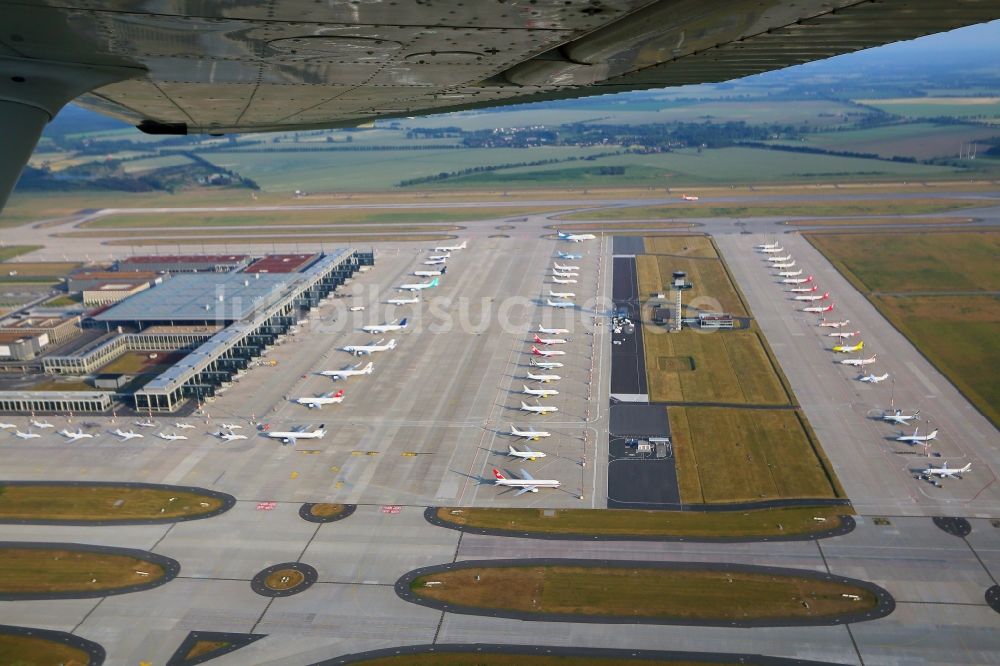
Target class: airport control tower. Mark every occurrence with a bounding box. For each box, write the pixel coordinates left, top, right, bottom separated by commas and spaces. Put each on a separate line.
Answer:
670, 271, 692, 332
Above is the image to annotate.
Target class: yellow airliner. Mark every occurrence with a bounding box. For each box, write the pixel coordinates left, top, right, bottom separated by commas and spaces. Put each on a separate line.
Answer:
833, 341, 864, 354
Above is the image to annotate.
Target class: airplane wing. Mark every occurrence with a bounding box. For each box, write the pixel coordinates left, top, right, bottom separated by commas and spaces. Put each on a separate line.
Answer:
520, 469, 536, 481
3, 2, 999, 209
515, 486, 537, 497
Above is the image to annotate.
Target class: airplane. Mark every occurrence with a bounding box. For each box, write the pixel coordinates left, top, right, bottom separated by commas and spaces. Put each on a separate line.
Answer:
547, 299, 575, 309
527, 370, 561, 383
112, 428, 143, 441
492, 468, 561, 496
30, 419, 54, 429
343, 339, 397, 356
414, 267, 446, 277
832, 340, 864, 353
423, 258, 447, 266
558, 232, 597, 242
295, 389, 345, 409
918, 462, 972, 479
135, 419, 157, 428
548, 290, 576, 299
773, 262, 796, 270
755, 242, 780, 250
828, 330, 861, 339
216, 431, 249, 442
386, 296, 420, 305
523, 384, 559, 398
362, 318, 408, 334
398, 277, 439, 292
58, 428, 93, 442
321, 361, 374, 380
0, 422, 16, 429
533, 334, 566, 345
557, 252, 582, 260
220, 423, 242, 430
841, 354, 877, 367
802, 304, 834, 314
508, 444, 546, 461
759, 246, 784, 254
788, 285, 818, 293
530, 358, 563, 370
538, 325, 569, 335
778, 269, 802, 277
819, 319, 851, 328
265, 424, 327, 445
552, 276, 577, 284
554, 262, 579, 271
428, 253, 450, 261
532, 345, 566, 357
793, 291, 829, 302
782, 275, 814, 284
173, 422, 195, 429
896, 428, 939, 444
434, 241, 467, 252
883, 409, 920, 426
14, 430, 40, 440
158, 432, 189, 441
520, 401, 558, 415
767, 254, 793, 262
553, 270, 579, 277
681, 194, 700, 201
510, 425, 551, 441
859, 372, 889, 384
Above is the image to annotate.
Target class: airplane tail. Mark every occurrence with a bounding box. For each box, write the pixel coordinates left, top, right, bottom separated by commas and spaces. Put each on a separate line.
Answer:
822, 292, 830, 299
441, 266, 447, 275
533, 335, 542, 343
430, 278, 439, 287
531, 346, 542, 355
493, 468, 507, 480
459, 241, 467, 249
364, 362, 374, 373
521, 401, 531, 409
857, 341, 864, 350
399, 318, 408, 328
332, 389, 344, 398
508, 445, 517, 455
387, 339, 397, 349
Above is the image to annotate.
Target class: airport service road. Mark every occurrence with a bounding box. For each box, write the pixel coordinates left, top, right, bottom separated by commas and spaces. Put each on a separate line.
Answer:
715, 234, 1000, 517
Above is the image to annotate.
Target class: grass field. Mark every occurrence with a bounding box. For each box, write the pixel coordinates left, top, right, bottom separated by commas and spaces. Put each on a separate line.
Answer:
0, 246, 42, 262
308, 503, 347, 518
102, 233, 455, 246
0, 634, 93, 666
0, 547, 165, 594
776, 122, 1000, 160
435, 505, 847, 538
0, 261, 80, 278
636, 242, 748, 316
98, 350, 187, 375
0, 484, 225, 522
787, 216, 974, 227
855, 97, 1000, 120
410, 565, 877, 620
671, 407, 842, 504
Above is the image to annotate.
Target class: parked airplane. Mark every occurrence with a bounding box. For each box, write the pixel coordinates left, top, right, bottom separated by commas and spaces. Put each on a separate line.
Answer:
510, 425, 551, 440
428, 253, 450, 261
841, 354, 877, 366
859, 372, 889, 384
362, 318, 408, 334
532, 345, 566, 357
896, 428, 938, 444
772, 260, 796, 268
386, 296, 420, 305
793, 291, 829, 302
0, 422, 15, 429
343, 339, 397, 356
113, 428, 143, 441
508, 444, 546, 461
828, 330, 861, 339
782, 275, 813, 284
526, 370, 560, 382
423, 258, 447, 266
520, 401, 558, 415
158, 432, 189, 441
553, 270, 579, 277
819, 319, 850, 328
435, 240, 467, 252
802, 304, 834, 313
557, 251, 582, 260
135, 419, 157, 428
919, 462, 971, 478
832, 340, 864, 353
173, 422, 195, 429
778, 269, 802, 277
321, 361, 374, 380
558, 232, 597, 242
759, 246, 784, 254
767, 254, 793, 263
552, 276, 577, 284
398, 277, 439, 292
538, 325, 569, 335
533, 334, 566, 345
59, 428, 93, 441
554, 262, 579, 271
530, 358, 563, 370
14, 430, 40, 440
547, 299, 574, 309
788, 285, 818, 293
31, 419, 54, 429
492, 468, 561, 495
296, 389, 345, 409
414, 267, 446, 277
681, 194, 700, 201
220, 423, 242, 430
883, 409, 920, 426
216, 431, 248, 441
265, 424, 327, 445
523, 384, 559, 398
548, 289, 576, 298
755, 242, 780, 250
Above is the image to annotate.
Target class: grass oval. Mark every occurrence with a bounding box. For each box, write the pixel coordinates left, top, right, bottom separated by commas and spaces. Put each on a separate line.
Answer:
404, 561, 887, 625
310, 503, 345, 518
0, 543, 177, 599
0, 633, 98, 666
0, 482, 233, 524
264, 568, 305, 591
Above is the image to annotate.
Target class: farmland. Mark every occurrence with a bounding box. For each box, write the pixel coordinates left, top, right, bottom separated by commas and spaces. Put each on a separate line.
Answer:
775, 122, 1000, 160
855, 97, 1000, 120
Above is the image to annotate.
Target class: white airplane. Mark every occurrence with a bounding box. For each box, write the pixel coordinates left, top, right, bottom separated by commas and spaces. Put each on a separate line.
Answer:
428, 253, 450, 261
434, 240, 467, 252
216, 431, 248, 441
772, 261, 796, 269
173, 422, 195, 429
554, 262, 579, 271
883, 409, 920, 426
547, 299, 574, 309
538, 325, 569, 335
386, 296, 420, 305
520, 401, 558, 415
832, 340, 863, 353
828, 330, 861, 339
266, 424, 327, 445
788, 285, 818, 293
344, 338, 397, 356
158, 432, 189, 441
896, 428, 938, 444
112, 428, 143, 441
492, 467, 560, 495
510, 425, 551, 440
558, 232, 596, 242
841, 354, 877, 367
31, 419, 54, 429
296, 389, 345, 409
135, 419, 157, 428
220, 423, 242, 430
778, 269, 802, 277
423, 258, 447, 266
783, 275, 814, 284
533, 334, 566, 345
557, 251, 582, 260
819, 319, 850, 328
793, 291, 829, 302
0, 422, 16, 429
553, 270, 579, 277
755, 242, 780, 250
508, 444, 546, 461
681, 194, 700, 201
552, 276, 577, 284
548, 289, 575, 298
803, 303, 834, 314
527, 371, 561, 383
398, 277, 439, 292
523, 384, 559, 398
414, 267, 446, 277
767, 254, 793, 263
759, 246, 784, 254
530, 358, 563, 370
859, 372, 889, 384
532, 345, 566, 357
59, 428, 93, 442
14, 430, 40, 440
919, 462, 971, 478
362, 318, 408, 334
321, 361, 374, 380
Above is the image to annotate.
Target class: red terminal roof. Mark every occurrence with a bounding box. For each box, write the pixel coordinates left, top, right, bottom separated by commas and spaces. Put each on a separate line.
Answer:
243, 253, 319, 274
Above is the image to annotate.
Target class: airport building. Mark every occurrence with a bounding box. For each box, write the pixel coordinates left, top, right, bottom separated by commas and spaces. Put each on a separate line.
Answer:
81, 279, 152, 306
0, 315, 81, 345
117, 254, 249, 274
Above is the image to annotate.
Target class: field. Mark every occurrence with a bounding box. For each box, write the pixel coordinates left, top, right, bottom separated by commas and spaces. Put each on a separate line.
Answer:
807, 230, 1000, 427
410, 565, 877, 620
435, 505, 848, 538
671, 407, 842, 504
0, 547, 165, 594
0, 484, 226, 522
776, 122, 1000, 160
855, 97, 1000, 120
101, 233, 455, 246
0, 634, 93, 665
0, 246, 42, 262
636, 237, 748, 316
98, 350, 187, 375
787, 216, 974, 227
0, 261, 80, 278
